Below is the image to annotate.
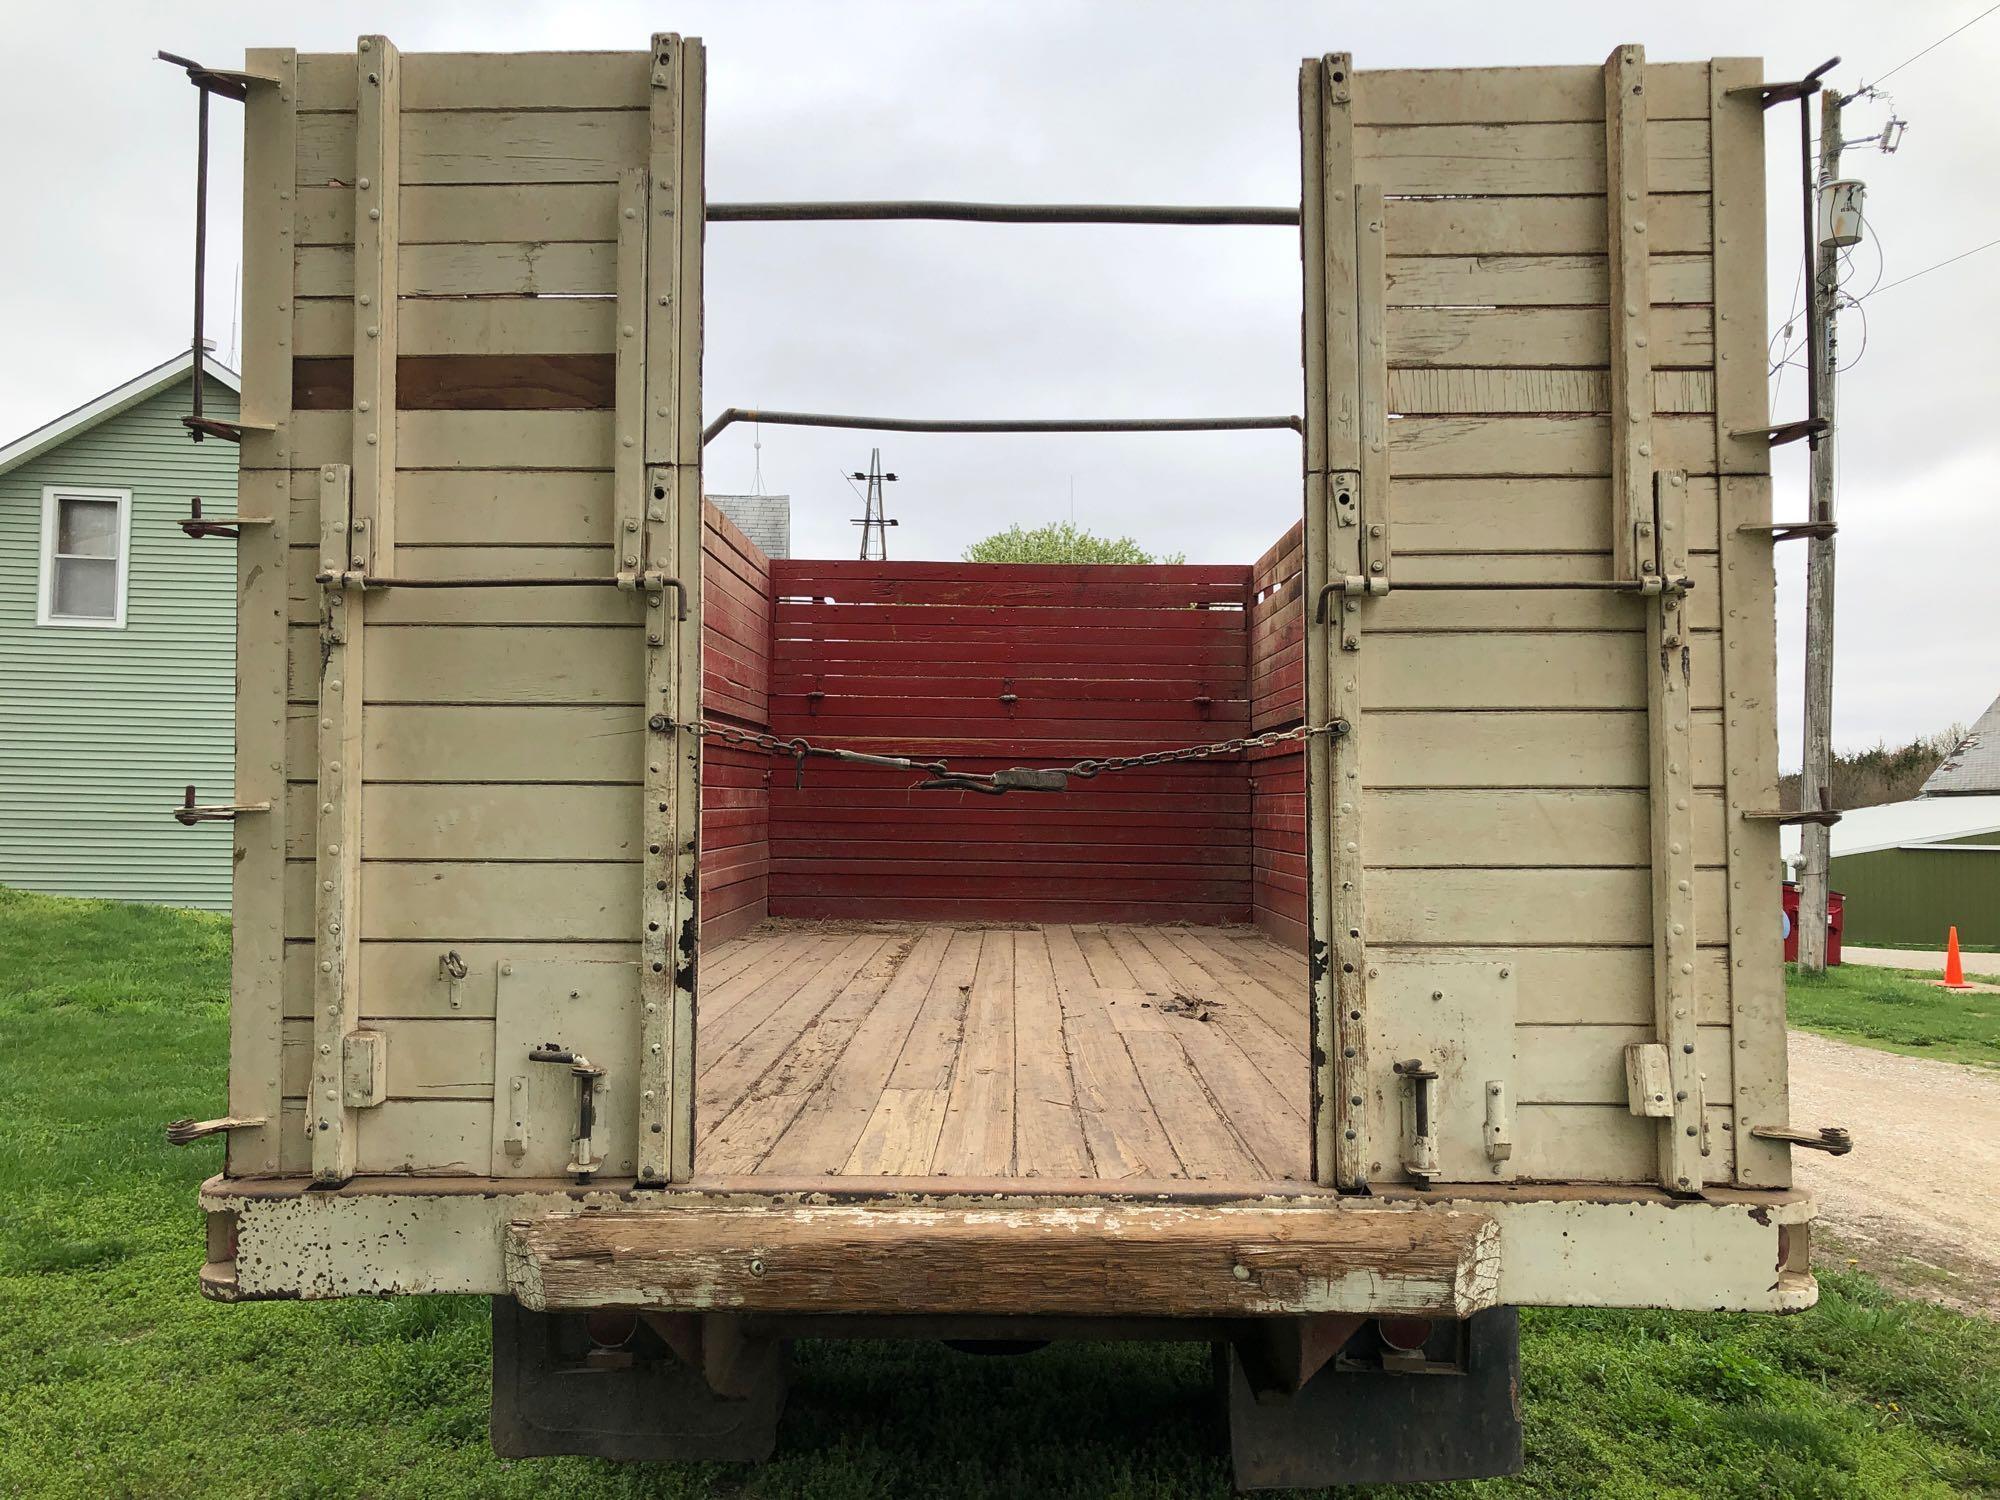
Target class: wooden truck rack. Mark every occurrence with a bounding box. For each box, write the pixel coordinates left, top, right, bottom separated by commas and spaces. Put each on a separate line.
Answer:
163, 32, 1827, 1486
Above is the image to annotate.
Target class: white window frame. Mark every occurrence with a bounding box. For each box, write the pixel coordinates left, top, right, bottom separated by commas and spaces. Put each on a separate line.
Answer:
36, 485, 132, 629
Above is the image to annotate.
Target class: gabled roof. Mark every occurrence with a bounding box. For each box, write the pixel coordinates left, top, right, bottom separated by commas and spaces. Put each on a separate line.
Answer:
0, 349, 241, 480
1782, 794, 2000, 865
1920, 692, 2000, 797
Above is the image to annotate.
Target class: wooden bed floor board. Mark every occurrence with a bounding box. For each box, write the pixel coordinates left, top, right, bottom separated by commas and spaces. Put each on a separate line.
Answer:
695, 921, 1311, 1182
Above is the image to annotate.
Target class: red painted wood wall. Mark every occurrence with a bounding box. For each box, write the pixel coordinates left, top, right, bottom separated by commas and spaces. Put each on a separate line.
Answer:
764, 561, 1255, 925
1248, 522, 1308, 950
699, 502, 773, 944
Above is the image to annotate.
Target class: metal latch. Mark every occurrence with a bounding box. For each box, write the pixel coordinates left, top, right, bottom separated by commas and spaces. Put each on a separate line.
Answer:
1483, 1081, 1512, 1164
1393, 1057, 1440, 1184
165, 1114, 268, 1146
173, 785, 272, 826
1751, 1124, 1853, 1155
531, 1046, 606, 1183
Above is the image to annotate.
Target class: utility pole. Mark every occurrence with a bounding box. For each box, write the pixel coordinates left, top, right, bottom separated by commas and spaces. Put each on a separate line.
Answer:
1796, 87, 1842, 973
850, 447, 899, 560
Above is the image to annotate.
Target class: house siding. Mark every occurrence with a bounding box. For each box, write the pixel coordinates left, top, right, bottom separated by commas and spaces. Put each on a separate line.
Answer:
0, 376, 238, 909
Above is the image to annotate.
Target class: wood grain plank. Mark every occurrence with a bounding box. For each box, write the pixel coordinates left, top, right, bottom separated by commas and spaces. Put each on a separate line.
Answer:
758, 926, 957, 1174
931, 932, 1018, 1175
1011, 931, 1092, 1177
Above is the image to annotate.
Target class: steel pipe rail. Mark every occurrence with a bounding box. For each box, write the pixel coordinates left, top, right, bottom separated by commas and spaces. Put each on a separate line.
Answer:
702, 407, 1303, 446
707, 200, 1300, 226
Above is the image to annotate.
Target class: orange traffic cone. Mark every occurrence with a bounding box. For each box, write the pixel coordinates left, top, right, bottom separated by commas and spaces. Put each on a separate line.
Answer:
1940, 927, 1972, 990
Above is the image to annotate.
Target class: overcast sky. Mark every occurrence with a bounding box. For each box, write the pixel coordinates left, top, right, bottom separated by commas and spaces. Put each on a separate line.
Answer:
5, 1, 1993, 762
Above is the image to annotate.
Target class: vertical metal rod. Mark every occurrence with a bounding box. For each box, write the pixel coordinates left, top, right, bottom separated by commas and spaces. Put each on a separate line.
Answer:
191, 85, 210, 439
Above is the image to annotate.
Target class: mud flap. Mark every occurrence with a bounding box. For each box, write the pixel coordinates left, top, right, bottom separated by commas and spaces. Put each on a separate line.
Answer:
1225, 1308, 1523, 1489
489, 1298, 787, 1462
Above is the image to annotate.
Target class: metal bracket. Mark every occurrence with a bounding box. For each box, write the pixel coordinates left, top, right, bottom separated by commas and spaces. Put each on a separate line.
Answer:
1752, 1124, 1853, 1155
1738, 520, 1838, 543
1730, 417, 1830, 448
165, 1114, 268, 1145
173, 786, 272, 825
1482, 1081, 1512, 1164
177, 496, 274, 541
1741, 808, 1842, 826
1728, 57, 1839, 110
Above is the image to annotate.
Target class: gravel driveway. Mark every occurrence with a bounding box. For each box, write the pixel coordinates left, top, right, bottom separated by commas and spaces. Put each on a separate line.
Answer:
1788, 1029, 2000, 1314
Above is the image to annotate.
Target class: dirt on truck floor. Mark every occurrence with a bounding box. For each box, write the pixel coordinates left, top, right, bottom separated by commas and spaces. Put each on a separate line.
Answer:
1788, 1029, 2000, 1316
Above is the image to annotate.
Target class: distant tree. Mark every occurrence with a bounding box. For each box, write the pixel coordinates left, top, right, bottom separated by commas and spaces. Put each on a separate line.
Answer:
1778, 724, 1968, 812
963, 521, 1185, 565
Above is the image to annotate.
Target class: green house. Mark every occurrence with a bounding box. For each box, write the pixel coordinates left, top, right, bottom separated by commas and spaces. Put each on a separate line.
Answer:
0, 351, 241, 910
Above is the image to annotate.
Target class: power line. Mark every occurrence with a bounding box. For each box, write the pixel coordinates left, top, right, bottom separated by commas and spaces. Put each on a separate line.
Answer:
1865, 0, 2000, 88
1857, 234, 2000, 298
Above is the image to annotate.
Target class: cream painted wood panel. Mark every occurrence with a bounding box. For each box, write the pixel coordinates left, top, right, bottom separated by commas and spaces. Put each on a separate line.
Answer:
1352, 63, 1714, 124
297, 182, 621, 245
1362, 788, 1729, 868
282, 783, 643, 860
283, 704, 642, 782
298, 110, 648, 185
1387, 414, 1719, 477
1361, 946, 1730, 1028
1384, 194, 1710, 256
1360, 710, 1726, 789
1364, 868, 1730, 947
289, 470, 617, 546
285, 625, 640, 705
282, 859, 637, 942
297, 242, 615, 297
1388, 305, 1713, 369
297, 52, 650, 111
288, 412, 614, 470
1389, 477, 1722, 555
295, 297, 616, 358
1356, 120, 1711, 194
1385, 255, 1713, 306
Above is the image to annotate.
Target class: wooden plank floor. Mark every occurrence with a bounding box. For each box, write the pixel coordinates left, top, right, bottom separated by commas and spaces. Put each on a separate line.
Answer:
695, 921, 1310, 1181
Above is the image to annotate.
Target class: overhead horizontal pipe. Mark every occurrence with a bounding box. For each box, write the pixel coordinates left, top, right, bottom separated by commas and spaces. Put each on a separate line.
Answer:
703, 408, 1303, 446
707, 200, 1300, 226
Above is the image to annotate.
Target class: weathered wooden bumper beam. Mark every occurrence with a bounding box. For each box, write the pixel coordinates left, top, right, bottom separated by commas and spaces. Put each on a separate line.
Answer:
503, 1204, 1500, 1320
195, 1177, 1818, 1315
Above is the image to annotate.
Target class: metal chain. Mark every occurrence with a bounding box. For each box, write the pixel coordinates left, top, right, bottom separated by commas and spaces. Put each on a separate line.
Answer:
1065, 718, 1348, 779
668, 715, 1348, 790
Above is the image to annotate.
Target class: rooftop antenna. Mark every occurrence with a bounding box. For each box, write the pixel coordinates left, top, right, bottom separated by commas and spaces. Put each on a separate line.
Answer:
850, 446, 899, 560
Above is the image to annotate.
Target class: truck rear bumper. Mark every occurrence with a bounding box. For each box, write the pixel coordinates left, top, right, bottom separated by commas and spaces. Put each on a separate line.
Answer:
197, 1175, 1816, 1315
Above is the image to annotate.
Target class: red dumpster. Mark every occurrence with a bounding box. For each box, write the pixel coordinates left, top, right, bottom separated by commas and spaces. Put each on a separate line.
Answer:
1782, 881, 1844, 964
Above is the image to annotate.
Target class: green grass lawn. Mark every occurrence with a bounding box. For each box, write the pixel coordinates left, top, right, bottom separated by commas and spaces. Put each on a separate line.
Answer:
2, 886, 1997, 1498
1788, 962, 2000, 1069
